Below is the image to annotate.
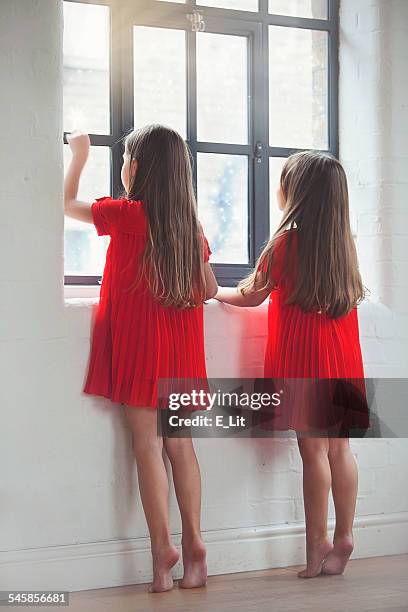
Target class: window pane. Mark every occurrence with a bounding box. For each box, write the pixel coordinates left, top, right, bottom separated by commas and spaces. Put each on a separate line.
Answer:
197, 33, 248, 145
269, 0, 327, 19
134, 27, 186, 138
197, 154, 248, 264
198, 0, 258, 11
64, 145, 110, 276
269, 26, 328, 149
63, 2, 110, 134
269, 157, 286, 234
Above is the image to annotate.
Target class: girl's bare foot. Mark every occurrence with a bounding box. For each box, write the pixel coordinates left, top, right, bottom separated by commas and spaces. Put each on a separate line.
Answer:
148, 544, 180, 593
179, 535, 207, 589
297, 538, 333, 578
322, 534, 354, 575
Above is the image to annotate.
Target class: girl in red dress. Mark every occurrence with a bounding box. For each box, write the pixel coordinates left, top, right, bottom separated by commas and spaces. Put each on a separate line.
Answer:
215, 151, 367, 580
64, 125, 217, 593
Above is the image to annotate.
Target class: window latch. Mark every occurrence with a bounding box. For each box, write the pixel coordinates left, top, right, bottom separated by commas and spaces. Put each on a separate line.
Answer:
255, 141, 263, 163
187, 10, 205, 32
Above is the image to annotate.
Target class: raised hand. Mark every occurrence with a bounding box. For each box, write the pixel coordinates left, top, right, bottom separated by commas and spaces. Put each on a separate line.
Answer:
66, 130, 90, 166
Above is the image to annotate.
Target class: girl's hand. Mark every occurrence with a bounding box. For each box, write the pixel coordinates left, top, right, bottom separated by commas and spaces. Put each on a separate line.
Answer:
214, 287, 231, 302
66, 131, 90, 166
64, 131, 93, 223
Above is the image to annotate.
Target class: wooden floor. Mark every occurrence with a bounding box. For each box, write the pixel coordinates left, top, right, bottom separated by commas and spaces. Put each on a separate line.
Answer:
60, 555, 408, 612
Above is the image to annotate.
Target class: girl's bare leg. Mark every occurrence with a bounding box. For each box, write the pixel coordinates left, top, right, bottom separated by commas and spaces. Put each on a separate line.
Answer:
163, 434, 207, 589
322, 437, 357, 575
297, 436, 334, 578
124, 406, 179, 592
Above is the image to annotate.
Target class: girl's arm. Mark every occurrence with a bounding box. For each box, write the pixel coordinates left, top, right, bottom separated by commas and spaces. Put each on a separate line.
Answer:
215, 285, 270, 307
64, 131, 93, 223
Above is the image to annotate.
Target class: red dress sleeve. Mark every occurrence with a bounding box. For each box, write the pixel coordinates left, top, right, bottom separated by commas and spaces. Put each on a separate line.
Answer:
270, 232, 287, 285
259, 230, 296, 287
198, 221, 212, 262
202, 234, 212, 262
91, 196, 124, 236
91, 196, 145, 236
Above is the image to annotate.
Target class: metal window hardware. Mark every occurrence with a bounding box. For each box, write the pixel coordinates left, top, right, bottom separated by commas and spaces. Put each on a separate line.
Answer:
186, 10, 205, 32
255, 141, 263, 163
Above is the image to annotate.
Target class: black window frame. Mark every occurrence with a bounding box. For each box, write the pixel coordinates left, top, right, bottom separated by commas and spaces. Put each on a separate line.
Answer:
63, 0, 339, 286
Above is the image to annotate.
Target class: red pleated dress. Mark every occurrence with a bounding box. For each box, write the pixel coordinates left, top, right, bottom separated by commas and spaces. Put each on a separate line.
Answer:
83, 196, 211, 409
262, 228, 369, 433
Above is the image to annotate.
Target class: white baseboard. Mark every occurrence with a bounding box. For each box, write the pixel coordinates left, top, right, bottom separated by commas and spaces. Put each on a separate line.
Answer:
2, 512, 408, 592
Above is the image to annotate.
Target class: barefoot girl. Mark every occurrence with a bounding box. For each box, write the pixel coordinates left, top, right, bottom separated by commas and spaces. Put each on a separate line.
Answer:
64, 125, 217, 592
215, 151, 367, 579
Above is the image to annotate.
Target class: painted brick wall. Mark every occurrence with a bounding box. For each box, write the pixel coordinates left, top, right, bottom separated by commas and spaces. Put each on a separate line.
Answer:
340, 0, 408, 376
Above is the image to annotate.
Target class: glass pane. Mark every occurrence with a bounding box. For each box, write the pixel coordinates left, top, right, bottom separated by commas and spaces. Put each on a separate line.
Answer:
269, 26, 328, 149
269, 157, 286, 234
134, 27, 186, 138
198, 0, 258, 11
64, 145, 110, 276
197, 154, 248, 264
269, 0, 327, 19
63, 2, 110, 134
197, 33, 248, 145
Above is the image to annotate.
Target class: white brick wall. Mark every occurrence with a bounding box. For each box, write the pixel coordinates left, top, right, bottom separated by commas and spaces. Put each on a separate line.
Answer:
340, 0, 408, 316
338, 0, 408, 558
0, 0, 407, 592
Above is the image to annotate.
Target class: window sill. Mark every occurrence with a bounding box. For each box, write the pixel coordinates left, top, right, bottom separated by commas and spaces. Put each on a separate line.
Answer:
63, 284, 270, 311
64, 284, 101, 299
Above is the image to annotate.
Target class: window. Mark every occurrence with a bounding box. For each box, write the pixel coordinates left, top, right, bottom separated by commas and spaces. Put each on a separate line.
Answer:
63, 0, 339, 285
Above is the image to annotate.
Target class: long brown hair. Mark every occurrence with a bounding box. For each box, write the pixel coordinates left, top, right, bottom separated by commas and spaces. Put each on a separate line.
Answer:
240, 151, 367, 318
122, 124, 206, 309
